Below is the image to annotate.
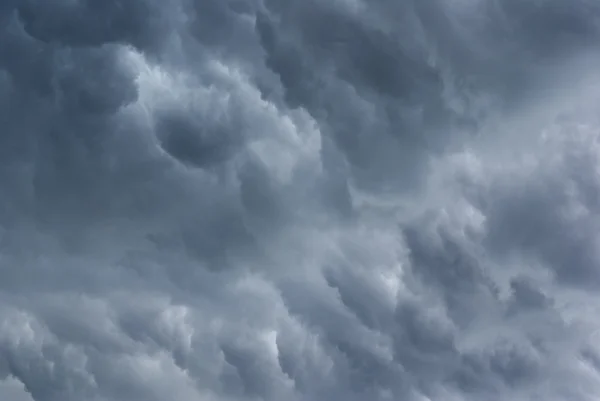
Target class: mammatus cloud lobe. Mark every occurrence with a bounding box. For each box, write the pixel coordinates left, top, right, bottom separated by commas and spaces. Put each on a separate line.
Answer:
1, 1, 600, 400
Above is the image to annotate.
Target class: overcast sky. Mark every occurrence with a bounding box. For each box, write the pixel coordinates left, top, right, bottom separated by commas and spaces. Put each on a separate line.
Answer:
1, 1, 600, 400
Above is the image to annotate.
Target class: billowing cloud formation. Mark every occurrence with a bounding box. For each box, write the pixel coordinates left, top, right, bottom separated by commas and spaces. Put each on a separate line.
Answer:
1, 1, 600, 400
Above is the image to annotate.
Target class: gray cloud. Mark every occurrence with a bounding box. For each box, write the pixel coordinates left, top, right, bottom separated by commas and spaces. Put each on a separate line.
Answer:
1, 1, 600, 400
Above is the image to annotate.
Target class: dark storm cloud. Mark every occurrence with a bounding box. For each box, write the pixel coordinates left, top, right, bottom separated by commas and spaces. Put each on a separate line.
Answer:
254, 0, 600, 195
493, 0, 600, 54
255, 1, 447, 193
2, 0, 600, 401
0, 7, 144, 223
16, 0, 173, 49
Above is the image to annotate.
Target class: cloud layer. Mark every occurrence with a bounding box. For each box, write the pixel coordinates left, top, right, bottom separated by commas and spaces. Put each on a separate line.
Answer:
1, 1, 600, 400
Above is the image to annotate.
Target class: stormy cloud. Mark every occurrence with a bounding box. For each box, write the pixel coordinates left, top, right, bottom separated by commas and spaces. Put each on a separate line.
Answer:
1, 1, 600, 400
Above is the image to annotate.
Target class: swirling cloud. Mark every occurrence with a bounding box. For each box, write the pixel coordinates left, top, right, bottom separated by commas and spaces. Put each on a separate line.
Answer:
1, 1, 600, 400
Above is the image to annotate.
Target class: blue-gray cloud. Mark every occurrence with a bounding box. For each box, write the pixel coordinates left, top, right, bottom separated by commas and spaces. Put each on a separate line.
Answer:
1, 1, 600, 401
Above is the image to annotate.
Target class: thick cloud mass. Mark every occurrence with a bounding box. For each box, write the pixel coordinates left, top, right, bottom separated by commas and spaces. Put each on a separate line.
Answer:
2, 1, 600, 400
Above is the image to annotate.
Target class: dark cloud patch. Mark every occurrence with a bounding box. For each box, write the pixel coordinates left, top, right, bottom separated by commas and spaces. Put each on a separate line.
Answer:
455, 338, 543, 393
53, 47, 138, 114
495, 0, 600, 55
483, 134, 600, 288
0, 8, 146, 229
254, 5, 444, 194
507, 276, 553, 313
403, 221, 500, 328
156, 111, 240, 169
16, 0, 172, 50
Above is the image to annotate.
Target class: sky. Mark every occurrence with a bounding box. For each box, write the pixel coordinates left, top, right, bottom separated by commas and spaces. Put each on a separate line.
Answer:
1, 1, 600, 400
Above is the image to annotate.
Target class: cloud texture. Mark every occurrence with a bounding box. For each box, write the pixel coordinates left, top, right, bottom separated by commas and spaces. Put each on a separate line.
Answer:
1, 1, 600, 400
